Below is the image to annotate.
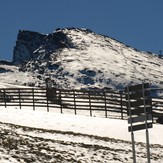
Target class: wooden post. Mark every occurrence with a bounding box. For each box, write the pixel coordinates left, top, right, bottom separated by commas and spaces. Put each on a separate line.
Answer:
104, 91, 107, 118
46, 88, 49, 112
60, 90, 63, 114
88, 92, 92, 117
120, 91, 123, 119
73, 90, 77, 115
18, 89, 21, 109
3, 89, 6, 108
151, 98, 154, 123
32, 88, 35, 111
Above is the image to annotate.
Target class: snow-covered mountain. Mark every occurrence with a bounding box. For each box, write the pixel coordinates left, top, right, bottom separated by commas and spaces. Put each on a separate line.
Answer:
1, 27, 163, 90
1, 28, 163, 162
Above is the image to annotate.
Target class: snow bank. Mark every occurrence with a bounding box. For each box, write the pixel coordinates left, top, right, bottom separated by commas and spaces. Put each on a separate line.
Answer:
0, 106, 163, 145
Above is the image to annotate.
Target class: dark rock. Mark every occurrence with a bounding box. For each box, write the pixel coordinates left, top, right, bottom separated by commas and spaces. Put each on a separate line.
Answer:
0, 60, 13, 65
13, 29, 75, 64
48, 64, 59, 70
0, 68, 13, 73
79, 69, 96, 77
77, 76, 94, 85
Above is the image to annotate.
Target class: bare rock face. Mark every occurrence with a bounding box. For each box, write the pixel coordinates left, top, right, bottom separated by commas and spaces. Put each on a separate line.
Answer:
13, 29, 73, 64
13, 30, 45, 64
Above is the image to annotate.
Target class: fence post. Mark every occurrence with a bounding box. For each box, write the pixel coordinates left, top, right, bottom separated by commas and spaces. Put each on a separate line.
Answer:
18, 89, 21, 109
59, 90, 63, 114
151, 98, 154, 123
73, 90, 77, 115
32, 88, 35, 111
120, 91, 123, 119
46, 88, 49, 112
3, 89, 7, 108
104, 91, 107, 118
88, 92, 92, 117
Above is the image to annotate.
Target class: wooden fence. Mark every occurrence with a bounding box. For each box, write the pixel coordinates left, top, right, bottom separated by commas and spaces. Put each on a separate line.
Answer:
1, 88, 163, 120
0, 88, 127, 119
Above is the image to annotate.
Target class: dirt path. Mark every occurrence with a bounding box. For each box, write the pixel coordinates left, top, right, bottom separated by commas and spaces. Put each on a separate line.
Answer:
0, 122, 163, 163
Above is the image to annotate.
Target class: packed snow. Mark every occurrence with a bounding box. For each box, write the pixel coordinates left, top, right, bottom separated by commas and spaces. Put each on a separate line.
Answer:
0, 106, 163, 162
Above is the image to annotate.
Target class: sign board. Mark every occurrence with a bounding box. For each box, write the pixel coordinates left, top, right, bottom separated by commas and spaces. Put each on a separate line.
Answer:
129, 98, 151, 108
128, 107, 152, 116
126, 90, 150, 100
125, 83, 152, 163
128, 123, 152, 132
128, 114, 152, 124
125, 83, 150, 92
126, 83, 152, 132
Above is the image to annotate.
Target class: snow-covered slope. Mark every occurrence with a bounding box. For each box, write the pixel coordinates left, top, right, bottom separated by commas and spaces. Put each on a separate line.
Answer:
0, 64, 39, 88
0, 106, 163, 163
1, 28, 163, 90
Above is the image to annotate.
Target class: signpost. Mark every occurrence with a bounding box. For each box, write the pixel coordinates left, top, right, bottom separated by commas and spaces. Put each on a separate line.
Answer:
125, 83, 153, 163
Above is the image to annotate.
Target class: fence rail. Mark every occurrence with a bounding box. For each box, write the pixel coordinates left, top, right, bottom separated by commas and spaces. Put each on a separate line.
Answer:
0, 88, 127, 119
1, 88, 163, 120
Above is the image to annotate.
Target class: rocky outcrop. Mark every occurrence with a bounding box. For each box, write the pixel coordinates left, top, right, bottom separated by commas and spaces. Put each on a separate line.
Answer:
0, 60, 13, 65
13, 29, 73, 64
13, 30, 45, 64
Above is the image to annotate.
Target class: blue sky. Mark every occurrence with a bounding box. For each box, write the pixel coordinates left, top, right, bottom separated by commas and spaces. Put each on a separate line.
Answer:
0, 0, 163, 61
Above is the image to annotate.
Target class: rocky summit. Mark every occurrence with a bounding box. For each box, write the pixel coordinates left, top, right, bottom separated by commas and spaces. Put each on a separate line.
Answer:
13, 29, 74, 64
1, 27, 163, 90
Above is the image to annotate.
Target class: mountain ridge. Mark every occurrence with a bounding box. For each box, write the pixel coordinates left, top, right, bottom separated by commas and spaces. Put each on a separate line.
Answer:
0, 27, 163, 90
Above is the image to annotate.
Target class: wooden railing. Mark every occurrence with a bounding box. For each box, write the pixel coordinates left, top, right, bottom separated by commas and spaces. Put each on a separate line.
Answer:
1, 87, 163, 120
0, 88, 127, 119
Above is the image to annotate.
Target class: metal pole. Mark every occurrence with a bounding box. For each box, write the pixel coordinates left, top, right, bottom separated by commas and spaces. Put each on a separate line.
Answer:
146, 129, 151, 163
142, 83, 151, 163
127, 86, 136, 163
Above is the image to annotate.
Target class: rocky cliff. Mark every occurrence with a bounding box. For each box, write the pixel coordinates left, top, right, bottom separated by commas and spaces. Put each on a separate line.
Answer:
13, 29, 74, 64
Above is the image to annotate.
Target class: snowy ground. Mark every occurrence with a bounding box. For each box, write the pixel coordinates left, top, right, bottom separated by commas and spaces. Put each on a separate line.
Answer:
0, 106, 163, 162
